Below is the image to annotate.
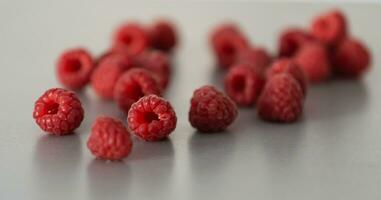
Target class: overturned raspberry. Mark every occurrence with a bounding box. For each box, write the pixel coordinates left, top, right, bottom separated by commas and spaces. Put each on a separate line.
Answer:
112, 22, 149, 56
189, 86, 238, 132
128, 95, 177, 141
257, 74, 303, 123
294, 43, 331, 83
278, 28, 314, 57
56, 48, 94, 90
33, 88, 84, 135
210, 23, 242, 47
266, 58, 308, 96
235, 47, 272, 76
311, 9, 347, 45
149, 20, 177, 52
91, 54, 134, 99
332, 38, 371, 78
87, 116, 133, 161
224, 63, 264, 106
114, 68, 161, 114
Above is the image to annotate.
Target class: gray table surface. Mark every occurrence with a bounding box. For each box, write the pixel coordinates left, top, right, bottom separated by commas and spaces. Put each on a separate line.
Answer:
1, 1, 381, 200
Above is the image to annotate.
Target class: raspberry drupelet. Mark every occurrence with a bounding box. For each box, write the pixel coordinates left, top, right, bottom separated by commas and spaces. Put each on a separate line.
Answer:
56, 48, 94, 90
278, 28, 313, 57
149, 20, 177, 52
33, 88, 84, 135
87, 116, 133, 161
127, 95, 177, 141
311, 9, 347, 46
112, 22, 149, 56
235, 47, 272, 76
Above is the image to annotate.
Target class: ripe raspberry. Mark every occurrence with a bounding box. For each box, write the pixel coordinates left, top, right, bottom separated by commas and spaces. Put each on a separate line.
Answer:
235, 47, 272, 76
87, 116, 133, 161
112, 22, 149, 56
149, 20, 177, 52
332, 38, 371, 78
114, 68, 161, 114
294, 43, 331, 83
210, 23, 241, 47
91, 54, 134, 99
127, 95, 177, 141
33, 88, 84, 135
311, 9, 347, 45
257, 74, 303, 123
266, 58, 308, 96
189, 86, 238, 132
278, 28, 314, 57
224, 63, 264, 106
56, 48, 94, 90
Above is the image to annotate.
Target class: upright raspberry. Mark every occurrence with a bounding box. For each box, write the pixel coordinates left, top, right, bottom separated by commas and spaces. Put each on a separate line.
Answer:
56, 48, 94, 90
210, 23, 241, 47
278, 28, 314, 57
112, 22, 149, 56
311, 9, 347, 45
87, 116, 133, 161
149, 20, 177, 52
257, 74, 303, 123
235, 47, 272, 76
33, 88, 84, 135
128, 95, 177, 141
189, 86, 238, 132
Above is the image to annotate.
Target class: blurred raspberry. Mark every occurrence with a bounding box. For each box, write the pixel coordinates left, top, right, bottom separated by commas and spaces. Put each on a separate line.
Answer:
210, 23, 242, 47
149, 19, 177, 52
235, 47, 272, 76
278, 28, 314, 57
311, 9, 347, 45
112, 22, 149, 56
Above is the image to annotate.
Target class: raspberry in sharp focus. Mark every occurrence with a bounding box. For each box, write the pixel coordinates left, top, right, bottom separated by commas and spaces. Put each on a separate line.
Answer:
332, 37, 371, 78
91, 53, 134, 99
235, 47, 272, 76
33, 88, 84, 135
87, 116, 133, 161
266, 58, 308, 96
257, 74, 304, 123
311, 9, 347, 45
127, 94, 177, 141
189, 85, 238, 133
114, 68, 161, 114
149, 20, 177, 52
294, 42, 332, 83
278, 28, 314, 57
112, 22, 149, 56
224, 63, 264, 106
56, 48, 94, 90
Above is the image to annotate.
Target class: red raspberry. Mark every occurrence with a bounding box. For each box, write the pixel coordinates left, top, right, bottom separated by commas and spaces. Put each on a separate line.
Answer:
278, 28, 314, 57
311, 9, 347, 45
257, 74, 303, 123
127, 95, 177, 141
235, 47, 272, 76
149, 20, 177, 52
56, 48, 94, 90
112, 22, 149, 56
266, 58, 308, 96
210, 23, 241, 47
33, 88, 84, 135
114, 68, 161, 114
224, 63, 264, 106
91, 54, 134, 99
189, 86, 238, 132
87, 116, 133, 161
294, 43, 331, 83
332, 38, 371, 78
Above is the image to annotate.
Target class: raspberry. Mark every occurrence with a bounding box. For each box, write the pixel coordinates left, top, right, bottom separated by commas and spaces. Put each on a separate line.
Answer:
112, 22, 149, 56
87, 116, 133, 161
127, 95, 177, 141
33, 88, 84, 135
149, 20, 177, 52
235, 47, 272, 76
257, 74, 303, 123
311, 9, 347, 45
332, 38, 371, 78
189, 86, 238, 132
56, 48, 94, 90
294, 43, 331, 83
114, 68, 161, 114
210, 23, 241, 47
224, 63, 264, 106
91, 54, 134, 99
266, 58, 308, 96
278, 28, 313, 57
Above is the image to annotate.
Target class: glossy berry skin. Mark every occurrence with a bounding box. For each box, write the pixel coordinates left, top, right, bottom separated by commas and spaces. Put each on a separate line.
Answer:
257, 74, 303, 123
149, 20, 177, 52
56, 48, 94, 90
235, 47, 272, 76
278, 28, 313, 57
114, 68, 161, 114
311, 9, 347, 45
189, 86, 238, 133
91, 54, 134, 99
33, 88, 84, 135
332, 38, 371, 78
128, 95, 177, 141
294, 43, 331, 83
112, 22, 149, 56
87, 116, 133, 161
224, 64, 264, 106
266, 58, 308, 96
